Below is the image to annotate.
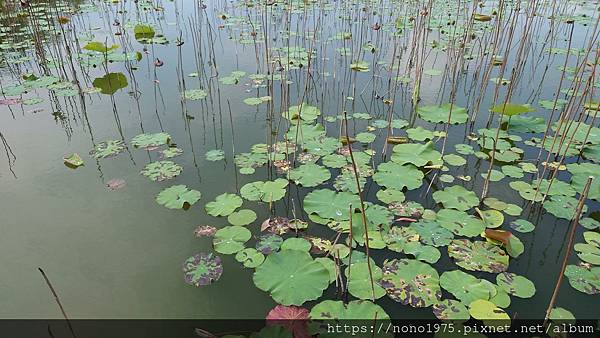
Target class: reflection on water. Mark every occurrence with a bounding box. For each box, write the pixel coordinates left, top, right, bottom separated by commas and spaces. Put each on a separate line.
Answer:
0, 0, 599, 320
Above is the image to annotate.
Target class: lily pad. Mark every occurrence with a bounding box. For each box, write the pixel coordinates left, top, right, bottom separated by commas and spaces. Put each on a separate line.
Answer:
432, 299, 470, 321
131, 132, 170, 148
303, 189, 360, 221
240, 179, 289, 202
496, 272, 536, 298
156, 185, 201, 209
205, 149, 225, 161
235, 248, 265, 268
182, 253, 223, 286
433, 185, 479, 211
213, 226, 251, 254
373, 162, 424, 190
64, 153, 84, 168
288, 163, 331, 187
564, 265, 600, 294
410, 220, 454, 247
379, 259, 441, 308
310, 300, 390, 320
256, 234, 284, 254
205, 193, 243, 217
448, 239, 509, 273
90, 140, 125, 158
436, 209, 486, 237
346, 261, 386, 300
253, 250, 330, 305
440, 270, 497, 305
140, 160, 182, 181
417, 103, 468, 124
468, 299, 510, 322
227, 209, 257, 226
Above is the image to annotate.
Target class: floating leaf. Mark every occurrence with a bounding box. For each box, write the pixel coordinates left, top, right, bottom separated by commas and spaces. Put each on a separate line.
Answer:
373, 162, 424, 190
131, 132, 170, 148
90, 140, 125, 159
310, 300, 390, 320
92, 72, 128, 95
380, 259, 441, 308
417, 104, 468, 124
205, 149, 225, 161
156, 185, 201, 209
440, 270, 497, 305
141, 160, 182, 181
433, 185, 479, 211
436, 209, 486, 237
468, 299, 510, 323
253, 250, 330, 305
288, 163, 331, 187
544, 195, 587, 220
240, 179, 289, 202
227, 209, 257, 226
346, 261, 386, 300
182, 253, 222, 286
256, 234, 283, 254
84, 41, 119, 53
490, 103, 535, 116
63, 153, 84, 168
410, 220, 454, 247
205, 193, 243, 217
303, 189, 360, 221
134, 24, 155, 40
182, 89, 208, 101
265, 305, 310, 338
213, 226, 251, 254
235, 248, 265, 268
448, 239, 509, 273
496, 272, 536, 298
432, 299, 470, 321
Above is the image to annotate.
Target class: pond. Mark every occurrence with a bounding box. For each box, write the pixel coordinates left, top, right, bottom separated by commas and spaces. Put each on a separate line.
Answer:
0, 0, 599, 329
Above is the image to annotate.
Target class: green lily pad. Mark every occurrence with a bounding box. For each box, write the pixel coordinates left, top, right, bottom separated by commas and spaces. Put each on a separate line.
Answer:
440, 270, 497, 305
391, 141, 443, 167
131, 132, 170, 148
346, 261, 386, 300
256, 234, 283, 254
227, 209, 257, 226
417, 103, 468, 124
436, 209, 486, 237
568, 163, 600, 200
490, 103, 535, 116
410, 220, 454, 247
160, 147, 183, 159
376, 189, 405, 204
404, 242, 442, 264
509, 219, 535, 233
544, 195, 588, 220
380, 259, 441, 308
280, 238, 312, 252
182, 253, 223, 286
90, 140, 125, 158
205, 149, 225, 161
140, 161, 182, 181
444, 154, 467, 166
373, 162, 424, 190
496, 272, 536, 298
575, 232, 600, 265
384, 226, 420, 253
240, 179, 289, 203
407, 126, 435, 141
564, 265, 600, 294
283, 104, 321, 123
182, 89, 208, 100
310, 300, 390, 320
64, 153, 84, 168
303, 189, 360, 221
433, 185, 480, 211
288, 163, 331, 187
213, 226, 251, 254
448, 239, 509, 273
477, 209, 504, 228
205, 193, 243, 217
432, 299, 470, 321
92, 72, 128, 94
156, 185, 201, 209
468, 299, 510, 322
235, 248, 265, 268
253, 250, 330, 305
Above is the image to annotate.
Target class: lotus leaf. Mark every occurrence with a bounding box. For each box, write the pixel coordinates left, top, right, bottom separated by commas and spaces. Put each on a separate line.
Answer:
410, 220, 454, 247
227, 209, 257, 226
432, 299, 469, 321
384, 226, 420, 253
373, 162, 424, 190
436, 209, 486, 237
564, 265, 600, 294
241, 179, 289, 202
496, 272, 536, 298
567, 163, 600, 200
417, 103, 468, 124
205, 193, 243, 216
64, 153, 84, 168
92, 72, 128, 94
156, 185, 201, 209
468, 299, 510, 322
544, 195, 587, 220
303, 189, 360, 221
433, 185, 479, 211
182, 253, 222, 286
346, 261, 386, 300
380, 259, 441, 308
256, 234, 283, 254
140, 161, 182, 181
391, 141, 443, 167
404, 242, 442, 264
288, 163, 331, 187
253, 250, 330, 305
310, 300, 390, 320
280, 238, 312, 252
448, 239, 509, 273
509, 219, 535, 233
131, 132, 170, 148
182, 89, 208, 100
235, 248, 265, 268
90, 140, 125, 158
490, 103, 535, 116
440, 270, 497, 305
376, 189, 405, 204
213, 226, 251, 254
205, 149, 225, 161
